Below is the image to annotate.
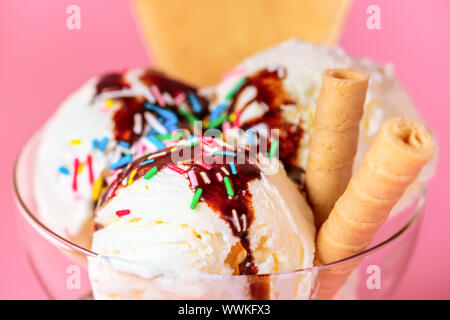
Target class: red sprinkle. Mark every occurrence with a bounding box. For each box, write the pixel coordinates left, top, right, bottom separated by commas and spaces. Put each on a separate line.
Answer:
116, 209, 131, 217
87, 155, 94, 185
196, 161, 212, 170
72, 158, 80, 192
167, 163, 185, 174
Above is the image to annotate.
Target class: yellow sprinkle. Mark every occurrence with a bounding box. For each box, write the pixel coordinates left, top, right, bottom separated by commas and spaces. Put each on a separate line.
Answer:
128, 169, 137, 186
229, 113, 236, 122
104, 99, 115, 107
129, 218, 142, 223
70, 139, 82, 146
77, 163, 85, 174
92, 177, 103, 201
170, 147, 178, 152
202, 117, 210, 128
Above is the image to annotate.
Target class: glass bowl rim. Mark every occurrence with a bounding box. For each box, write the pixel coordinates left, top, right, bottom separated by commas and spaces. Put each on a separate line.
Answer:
13, 131, 426, 278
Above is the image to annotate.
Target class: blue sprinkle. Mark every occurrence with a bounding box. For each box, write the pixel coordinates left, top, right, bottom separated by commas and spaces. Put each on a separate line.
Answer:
141, 159, 155, 166
59, 166, 70, 175
145, 103, 179, 124
213, 151, 237, 157
188, 92, 202, 114
118, 140, 131, 149
99, 137, 109, 152
210, 102, 228, 121
110, 155, 132, 170
229, 163, 237, 175
92, 139, 100, 150
147, 135, 165, 150
247, 130, 256, 146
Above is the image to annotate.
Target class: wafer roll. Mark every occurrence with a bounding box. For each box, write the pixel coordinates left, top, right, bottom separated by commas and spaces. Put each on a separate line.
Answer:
306, 69, 369, 228
314, 117, 434, 299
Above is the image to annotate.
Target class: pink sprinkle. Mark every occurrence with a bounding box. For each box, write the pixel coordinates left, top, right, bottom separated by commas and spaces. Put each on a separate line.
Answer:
168, 163, 185, 174
222, 120, 231, 134
188, 170, 198, 186
196, 161, 212, 170
72, 158, 79, 192
174, 92, 186, 105
216, 172, 223, 182
74, 194, 84, 202
87, 155, 94, 185
151, 85, 166, 107
98, 107, 111, 114
116, 209, 131, 218
221, 67, 247, 81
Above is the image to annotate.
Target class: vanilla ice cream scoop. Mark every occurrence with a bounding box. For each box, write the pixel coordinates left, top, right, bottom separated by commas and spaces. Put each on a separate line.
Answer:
89, 138, 315, 299
212, 39, 434, 189
34, 69, 209, 248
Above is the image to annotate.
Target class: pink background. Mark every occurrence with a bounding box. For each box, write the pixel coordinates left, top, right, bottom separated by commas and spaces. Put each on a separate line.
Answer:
1, 0, 449, 299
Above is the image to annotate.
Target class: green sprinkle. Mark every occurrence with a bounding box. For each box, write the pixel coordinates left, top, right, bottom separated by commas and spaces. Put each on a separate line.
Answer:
172, 132, 184, 140
207, 114, 228, 129
144, 167, 158, 180
225, 77, 246, 101
190, 188, 203, 210
269, 139, 279, 159
223, 177, 234, 197
178, 108, 200, 124
155, 133, 173, 141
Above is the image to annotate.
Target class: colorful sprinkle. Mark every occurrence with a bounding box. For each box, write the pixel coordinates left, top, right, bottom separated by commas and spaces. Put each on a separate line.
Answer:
223, 177, 234, 197
110, 155, 132, 170
118, 140, 131, 149
207, 114, 228, 129
128, 169, 137, 186
72, 158, 80, 191
216, 172, 223, 182
231, 209, 241, 232
116, 209, 131, 218
188, 170, 198, 186
190, 188, 203, 210
222, 121, 231, 134
229, 163, 237, 175
70, 139, 82, 146
210, 102, 228, 121
225, 77, 246, 101
92, 139, 100, 150
150, 85, 166, 107
92, 177, 103, 201
178, 108, 200, 124
187, 92, 202, 114
269, 139, 279, 159
144, 167, 158, 180
221, 167, 230, 176
213, 151, 237, 157
174, 92, 186, 105
167, 163, 185, 174
87, 155, 94, 185
196, 161, 212, 170
99, 137, 109, 152
141, 159, 155, 166
144, 111, 168, 134
145, 103, 178, 125
104, 98, 115, 107
59, 166, 70, 175
199, 172, 211, 184
147, 135, 165, 150
232, 110, 241, 127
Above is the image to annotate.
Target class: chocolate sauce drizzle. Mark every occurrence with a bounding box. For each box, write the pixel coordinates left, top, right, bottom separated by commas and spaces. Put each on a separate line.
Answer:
229, 67, 304, 170
98, 142, 270, 299
94, 69, 209, 144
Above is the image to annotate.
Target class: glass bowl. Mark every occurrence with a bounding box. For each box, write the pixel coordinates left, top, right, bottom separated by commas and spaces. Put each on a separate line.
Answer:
13, 132, 425, 300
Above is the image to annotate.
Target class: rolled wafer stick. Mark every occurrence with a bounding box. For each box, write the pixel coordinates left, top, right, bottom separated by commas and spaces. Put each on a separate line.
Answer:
306, 69, 369, 228
314, 117, 434, 299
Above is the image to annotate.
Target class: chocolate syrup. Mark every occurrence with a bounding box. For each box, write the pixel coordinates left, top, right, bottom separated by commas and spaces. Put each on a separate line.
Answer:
94, 70, 209, 143
229, 67, 304, 169
98, 143, 270, 299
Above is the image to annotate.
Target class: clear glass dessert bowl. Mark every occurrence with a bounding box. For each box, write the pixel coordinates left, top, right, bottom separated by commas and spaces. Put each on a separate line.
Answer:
13, 132, 426, 300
